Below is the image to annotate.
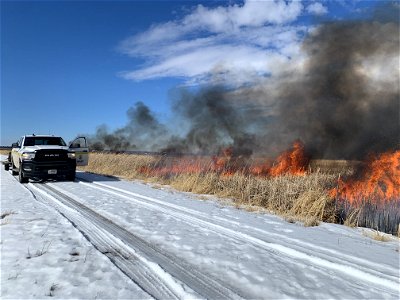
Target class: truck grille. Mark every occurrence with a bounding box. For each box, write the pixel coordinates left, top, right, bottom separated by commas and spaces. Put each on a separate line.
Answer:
34, 149, 68, 162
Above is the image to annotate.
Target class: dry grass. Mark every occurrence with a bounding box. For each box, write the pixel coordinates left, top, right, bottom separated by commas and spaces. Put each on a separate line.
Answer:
82, 153, 340, 224
170, 172, 338, 223
79, 153, 159, 180
81, 153, 400, 235
303, 217, 321, 227
343, 208, 361, 227
338, 201, 400, 235
309, 159, 361, 175
0, 149, 10, 156
362, 230, 394, 242
282, 214, 320, 227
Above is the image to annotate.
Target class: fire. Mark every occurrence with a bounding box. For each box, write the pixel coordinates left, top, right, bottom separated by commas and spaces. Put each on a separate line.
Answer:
138, 141, 310, 178
250, 141, 309, 177
212, 147, 233, 172
269, 141, 309, 176
139, 157, 207, 177
331, 150, 400, 203
249, 161, 271, 176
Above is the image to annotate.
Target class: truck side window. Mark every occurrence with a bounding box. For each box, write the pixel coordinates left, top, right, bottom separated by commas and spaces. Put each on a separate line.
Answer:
71, 142, 81, 148
70, 137, 87, 148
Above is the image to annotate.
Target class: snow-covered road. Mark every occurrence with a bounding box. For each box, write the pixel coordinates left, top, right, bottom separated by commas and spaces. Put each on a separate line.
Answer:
1, 164, 399, 299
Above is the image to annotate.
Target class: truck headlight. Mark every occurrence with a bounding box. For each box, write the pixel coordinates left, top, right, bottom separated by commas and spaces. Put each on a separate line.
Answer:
21, 152, 35, 160
68, 152, 76, 159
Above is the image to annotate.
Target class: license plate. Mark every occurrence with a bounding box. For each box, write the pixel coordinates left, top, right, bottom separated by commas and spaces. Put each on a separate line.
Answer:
48, 169, 57, 175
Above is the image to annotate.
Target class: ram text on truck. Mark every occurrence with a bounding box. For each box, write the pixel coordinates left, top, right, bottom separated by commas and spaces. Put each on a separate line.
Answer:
4, 135, 89, 183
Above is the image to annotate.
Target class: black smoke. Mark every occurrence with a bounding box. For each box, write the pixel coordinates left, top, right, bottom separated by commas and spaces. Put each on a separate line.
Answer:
90, 7, 399, 159
272, 20, 399, 159
90, 101, 169, 151
162, 88, 257, 156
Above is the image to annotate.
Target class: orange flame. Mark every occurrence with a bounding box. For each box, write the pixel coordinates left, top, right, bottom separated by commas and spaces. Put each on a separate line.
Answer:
331, 150, 400, 203
212, 146, 233, 172
269, 141, 309, 176
249, 141, 309, 177
139, 157, 207, 177
139, 141, 309, 178
249, 161, 271, 176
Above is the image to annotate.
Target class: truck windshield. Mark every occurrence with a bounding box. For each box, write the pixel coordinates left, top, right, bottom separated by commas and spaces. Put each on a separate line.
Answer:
24, 137, 67, 146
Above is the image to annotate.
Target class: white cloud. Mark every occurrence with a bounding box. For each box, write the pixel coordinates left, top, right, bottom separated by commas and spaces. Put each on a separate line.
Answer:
306, 2, 328, 15
119, 0, 309, 86
183, 0, 303, 31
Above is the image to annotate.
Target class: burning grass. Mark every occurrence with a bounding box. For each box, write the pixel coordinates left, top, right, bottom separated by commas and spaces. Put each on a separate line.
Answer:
80, 146, 400, 235
331, 150, 400, 202
331, 150, 400, 235
80, 151, 339, 225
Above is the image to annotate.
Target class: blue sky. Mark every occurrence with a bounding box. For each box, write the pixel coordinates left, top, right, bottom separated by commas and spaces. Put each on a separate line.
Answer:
0, 0, 385, 145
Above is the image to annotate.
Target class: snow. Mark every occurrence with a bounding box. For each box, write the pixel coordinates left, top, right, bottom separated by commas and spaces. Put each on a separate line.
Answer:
1, 157, 399, 299
0, 159, 149, 299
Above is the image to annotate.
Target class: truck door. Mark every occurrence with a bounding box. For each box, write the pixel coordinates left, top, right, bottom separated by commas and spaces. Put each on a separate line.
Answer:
11, 137, 23, 168
69, 137, 89, 166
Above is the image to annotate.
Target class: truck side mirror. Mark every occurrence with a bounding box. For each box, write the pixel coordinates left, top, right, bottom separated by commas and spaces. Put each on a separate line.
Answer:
11, 142, 19, 148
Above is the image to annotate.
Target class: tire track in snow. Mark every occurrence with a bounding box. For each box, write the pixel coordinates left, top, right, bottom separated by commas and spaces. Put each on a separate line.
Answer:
75, 179, 400, 294
87, 181, 398, 277
27, 183, 244, 300
27, 183, 184, 300
83, 180, 398, 276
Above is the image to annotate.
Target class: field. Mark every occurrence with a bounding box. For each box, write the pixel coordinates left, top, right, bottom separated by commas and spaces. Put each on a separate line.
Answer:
80, 152, 399, 235
3, 147, 397, 235
2, 161, 398, 299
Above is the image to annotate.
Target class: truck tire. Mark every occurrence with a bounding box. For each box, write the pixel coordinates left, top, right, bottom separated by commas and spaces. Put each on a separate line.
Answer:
11, 159, 18, 176
67, 172, 76, 181
18, 163, 28, 183
5, 153, 11, 171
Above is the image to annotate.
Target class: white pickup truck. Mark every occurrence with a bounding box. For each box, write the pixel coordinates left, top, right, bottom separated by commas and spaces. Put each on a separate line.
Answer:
4, 135, 89, 183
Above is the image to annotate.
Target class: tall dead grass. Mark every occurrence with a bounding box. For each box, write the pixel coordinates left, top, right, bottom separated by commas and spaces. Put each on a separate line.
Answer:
338, 200, 400, 235
173, 172, 338, 222
82, 152, 399, 234
0, 149, 11, 156
81, 153, 339, 223
80, 153, 159, 180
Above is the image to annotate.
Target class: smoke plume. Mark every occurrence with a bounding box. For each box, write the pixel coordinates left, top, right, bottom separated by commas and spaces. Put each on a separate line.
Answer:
90, 101, 169, 151
271, 20, 399, 159
90, 9, 399, 159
